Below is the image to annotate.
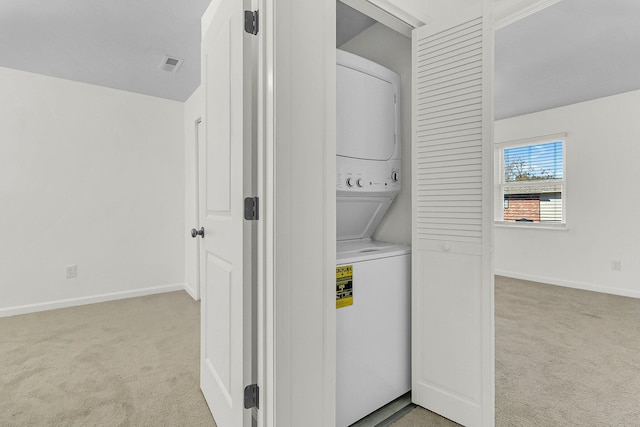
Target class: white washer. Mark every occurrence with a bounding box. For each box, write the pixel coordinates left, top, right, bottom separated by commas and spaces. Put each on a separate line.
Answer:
336, 240, 411, 427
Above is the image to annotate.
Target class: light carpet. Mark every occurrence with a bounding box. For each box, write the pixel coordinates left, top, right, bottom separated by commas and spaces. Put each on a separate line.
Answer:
392, 275, 640, 426
4, 277, 640, 426
494, 275, 640, 426
0, 291, 215, 426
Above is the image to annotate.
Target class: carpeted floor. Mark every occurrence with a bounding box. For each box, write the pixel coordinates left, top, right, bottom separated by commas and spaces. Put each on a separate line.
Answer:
494, 275, 640, 426
0, 291, 215, 427
3, 277, 640, 426
392, 275, 640, 426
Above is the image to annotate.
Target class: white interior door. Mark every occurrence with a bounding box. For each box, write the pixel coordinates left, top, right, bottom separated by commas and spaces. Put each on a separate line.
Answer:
411, 5, 494, 427
200, 1, 254, 426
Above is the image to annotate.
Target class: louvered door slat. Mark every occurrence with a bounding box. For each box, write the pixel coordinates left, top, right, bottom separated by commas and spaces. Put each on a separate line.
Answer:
416, 18, 481, 47
417, 51, 483, 78
418, 111, 481, 125
417, 76, 481, 98
418, 102, 481, 120
417, 52, 482, 78
418, 178, 482, 187
417, 46, 481, 69
415, 134, 481, 149
416, 20, 482, 51
417, 146, 481, 158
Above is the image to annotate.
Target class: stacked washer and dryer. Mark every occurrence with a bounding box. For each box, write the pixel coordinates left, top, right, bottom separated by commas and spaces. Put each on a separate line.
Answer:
336, 49, 411, 427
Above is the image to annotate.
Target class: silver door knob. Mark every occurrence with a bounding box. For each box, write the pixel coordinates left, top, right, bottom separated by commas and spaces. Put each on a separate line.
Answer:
191, 227, 205, 238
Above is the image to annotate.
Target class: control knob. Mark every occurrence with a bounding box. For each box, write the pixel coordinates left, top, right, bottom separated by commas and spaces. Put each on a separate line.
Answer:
346, 177, 353, 187
356, 178, 364, 187
391, 171, 399, 182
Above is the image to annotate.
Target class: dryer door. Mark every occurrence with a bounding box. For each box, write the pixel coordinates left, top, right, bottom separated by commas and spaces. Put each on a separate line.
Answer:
337, 64, 397, 161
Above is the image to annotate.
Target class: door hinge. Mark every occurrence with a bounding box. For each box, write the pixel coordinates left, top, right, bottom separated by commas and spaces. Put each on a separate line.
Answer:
244, 10, 259, 35
244, 384, 259, 409
244, 197, 259, 220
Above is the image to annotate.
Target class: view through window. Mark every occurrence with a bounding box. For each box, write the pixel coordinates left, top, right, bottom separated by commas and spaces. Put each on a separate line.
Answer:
496, 139, 565, 224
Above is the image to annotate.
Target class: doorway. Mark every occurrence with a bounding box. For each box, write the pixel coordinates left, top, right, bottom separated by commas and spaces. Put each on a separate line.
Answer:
336, 3, 413, 425
332, 1, 495, 426
253, 0, 495, 425
189, 117, 202, 301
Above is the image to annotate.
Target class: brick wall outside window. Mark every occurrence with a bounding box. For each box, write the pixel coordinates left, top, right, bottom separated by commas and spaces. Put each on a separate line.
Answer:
504, 194, 540, 222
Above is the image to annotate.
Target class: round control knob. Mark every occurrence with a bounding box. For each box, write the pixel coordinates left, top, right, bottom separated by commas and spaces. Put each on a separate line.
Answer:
346, 177, 353, 187
391, 171, 399, 182
356, 178, 364, 187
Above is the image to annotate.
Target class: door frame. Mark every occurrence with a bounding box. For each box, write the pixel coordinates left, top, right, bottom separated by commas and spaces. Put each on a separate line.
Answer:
193, 117, 202, 301
260, 0, 337, 425
256, 0, 273, 425
260, 1, 498, 426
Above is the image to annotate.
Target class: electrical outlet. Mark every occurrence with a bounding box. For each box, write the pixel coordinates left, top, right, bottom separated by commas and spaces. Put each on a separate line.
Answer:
66, 265, 77, 278
611, 260, 621, 271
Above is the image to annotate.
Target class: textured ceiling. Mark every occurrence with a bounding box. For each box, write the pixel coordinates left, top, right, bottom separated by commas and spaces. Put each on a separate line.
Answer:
495, 0, 640, 119
0, 0, 211, 102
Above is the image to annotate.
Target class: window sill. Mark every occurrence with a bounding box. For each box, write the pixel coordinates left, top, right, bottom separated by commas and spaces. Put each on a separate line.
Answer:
494, 221, 567, 231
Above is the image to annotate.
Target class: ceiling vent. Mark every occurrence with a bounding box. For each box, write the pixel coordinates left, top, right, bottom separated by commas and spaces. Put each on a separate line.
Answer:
161, 55, 183, 73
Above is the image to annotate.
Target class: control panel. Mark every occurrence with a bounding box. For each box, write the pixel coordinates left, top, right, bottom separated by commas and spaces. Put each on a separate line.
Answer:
336, 158, 401, 195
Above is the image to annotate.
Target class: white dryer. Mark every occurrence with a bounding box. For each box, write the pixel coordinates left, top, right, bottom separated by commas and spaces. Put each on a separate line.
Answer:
336, 49, 401, 240
336, 49, 411, 427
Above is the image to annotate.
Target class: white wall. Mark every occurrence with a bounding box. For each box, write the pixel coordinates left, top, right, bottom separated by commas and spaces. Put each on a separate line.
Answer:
340, 22, 412, 245
0, 67, 185, 316
495, 89, 640, 298
183, 86, 203, 300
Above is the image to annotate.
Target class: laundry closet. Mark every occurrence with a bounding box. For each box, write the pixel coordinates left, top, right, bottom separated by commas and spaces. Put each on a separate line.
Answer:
196, 1, 494, 426
335, 3, 413, 425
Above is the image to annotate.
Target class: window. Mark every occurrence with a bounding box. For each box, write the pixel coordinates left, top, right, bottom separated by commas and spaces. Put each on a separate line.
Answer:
495, 136, 566, 225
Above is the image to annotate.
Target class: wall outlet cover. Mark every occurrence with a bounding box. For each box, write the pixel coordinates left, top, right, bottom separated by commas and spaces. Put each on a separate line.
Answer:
66, 265, 77, 278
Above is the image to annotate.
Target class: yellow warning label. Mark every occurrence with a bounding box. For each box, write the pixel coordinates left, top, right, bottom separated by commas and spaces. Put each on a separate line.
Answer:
336, 265, 353, 309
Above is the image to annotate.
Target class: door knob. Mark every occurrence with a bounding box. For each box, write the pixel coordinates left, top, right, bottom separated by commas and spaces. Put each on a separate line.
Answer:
191, 227, 205, 238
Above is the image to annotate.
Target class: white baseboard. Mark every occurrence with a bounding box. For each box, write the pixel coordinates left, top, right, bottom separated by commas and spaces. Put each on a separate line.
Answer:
183, 283, 199, 301
0, 283, 187, 318
495, 270, 640, 299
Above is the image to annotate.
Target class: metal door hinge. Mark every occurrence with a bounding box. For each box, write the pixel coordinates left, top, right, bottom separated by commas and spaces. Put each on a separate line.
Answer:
244, 10, 259, 35
244, 197, 259, 220
244, 384, 259, 409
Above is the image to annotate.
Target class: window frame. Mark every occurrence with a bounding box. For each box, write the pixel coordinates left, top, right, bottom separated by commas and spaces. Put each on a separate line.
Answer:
494, 133, 567, 229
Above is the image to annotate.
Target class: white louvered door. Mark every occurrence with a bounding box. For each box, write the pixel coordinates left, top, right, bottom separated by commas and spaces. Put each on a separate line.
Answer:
411, 5, 494, 427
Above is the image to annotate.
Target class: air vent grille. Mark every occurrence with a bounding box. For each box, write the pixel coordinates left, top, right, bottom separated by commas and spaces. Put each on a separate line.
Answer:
161, 55, 183, 73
